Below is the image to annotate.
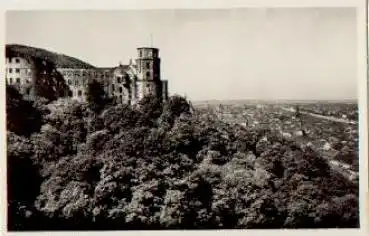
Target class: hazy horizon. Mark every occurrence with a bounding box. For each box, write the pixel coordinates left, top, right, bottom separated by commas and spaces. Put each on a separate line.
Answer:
6, 8, 357, 101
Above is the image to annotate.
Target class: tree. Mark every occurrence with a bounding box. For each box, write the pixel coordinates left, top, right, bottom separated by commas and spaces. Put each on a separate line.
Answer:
86, 79, 108, 113
295, 105, 306, 136
6, 92, 359, 230
6, 85, 43, 136
137, 95, 164, 127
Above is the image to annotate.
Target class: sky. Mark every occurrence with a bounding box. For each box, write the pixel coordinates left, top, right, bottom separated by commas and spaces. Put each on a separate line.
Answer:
6, 8, 357, 101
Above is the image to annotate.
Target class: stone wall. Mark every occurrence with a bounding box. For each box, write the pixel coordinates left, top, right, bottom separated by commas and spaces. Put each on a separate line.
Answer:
5, 47, 169, 104
5, 56, 37, 95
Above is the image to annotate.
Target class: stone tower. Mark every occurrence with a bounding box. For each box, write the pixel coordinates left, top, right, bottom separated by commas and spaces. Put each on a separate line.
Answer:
135, 47, 162, 100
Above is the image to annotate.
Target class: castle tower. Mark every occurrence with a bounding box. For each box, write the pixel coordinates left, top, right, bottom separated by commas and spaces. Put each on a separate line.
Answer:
135, 47, 162, 101
136, 47, 161, 81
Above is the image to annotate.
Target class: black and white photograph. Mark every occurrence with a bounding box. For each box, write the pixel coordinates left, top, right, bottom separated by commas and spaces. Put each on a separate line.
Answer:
4, 7, 361, 231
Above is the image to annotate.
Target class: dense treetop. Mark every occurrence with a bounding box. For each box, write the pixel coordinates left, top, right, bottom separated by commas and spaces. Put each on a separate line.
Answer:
7, 85, 359, 230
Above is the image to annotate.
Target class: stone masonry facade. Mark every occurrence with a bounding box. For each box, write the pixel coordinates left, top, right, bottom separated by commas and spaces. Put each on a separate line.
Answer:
5, 47, 168, 105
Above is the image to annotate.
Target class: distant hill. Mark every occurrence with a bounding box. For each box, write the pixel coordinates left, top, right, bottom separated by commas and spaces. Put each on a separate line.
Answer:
6, 44, 95, 69
192, 99, 357, 105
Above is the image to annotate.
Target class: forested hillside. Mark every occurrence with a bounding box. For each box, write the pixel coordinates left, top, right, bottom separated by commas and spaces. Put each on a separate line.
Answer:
6, 44, 95, 69
7, 82, 359, 230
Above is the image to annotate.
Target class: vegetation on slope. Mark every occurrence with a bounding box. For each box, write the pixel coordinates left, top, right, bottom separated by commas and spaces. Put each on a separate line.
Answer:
6, 44, 95, 69
6, 45, 73, 101
7, 83, 359, 230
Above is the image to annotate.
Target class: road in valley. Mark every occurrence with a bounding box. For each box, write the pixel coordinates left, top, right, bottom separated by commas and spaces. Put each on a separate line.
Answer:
281, 107, 357, 125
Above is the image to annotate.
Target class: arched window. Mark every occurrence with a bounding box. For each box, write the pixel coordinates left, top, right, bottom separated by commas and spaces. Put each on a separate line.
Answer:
146, 62, 150, 69
119, 87, 123, 93
16, 78, 20, 84
75, 80, 78, 86
112, 84, 115, 91
146, 71, 150, 77
77, 90, 82, 97
68, 79, 72, 85
68, 90, 73, 97
9, 78, 13, 84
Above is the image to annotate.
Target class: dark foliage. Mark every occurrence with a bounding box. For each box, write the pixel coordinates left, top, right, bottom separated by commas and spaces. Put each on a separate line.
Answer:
32, 58, 69, 101
137, 95, 164, 127
86, 79, 109, 113
7, 94, 359, 230
6, 85, 43, 136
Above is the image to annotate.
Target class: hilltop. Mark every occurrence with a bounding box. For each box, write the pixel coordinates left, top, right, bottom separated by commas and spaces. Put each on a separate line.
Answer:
6, 44, 95, 69
192, 99, 357, 106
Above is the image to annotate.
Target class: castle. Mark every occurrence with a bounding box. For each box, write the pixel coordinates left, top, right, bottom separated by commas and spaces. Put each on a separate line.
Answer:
5, 46, 168, 105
